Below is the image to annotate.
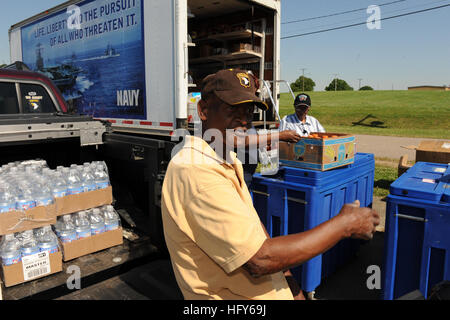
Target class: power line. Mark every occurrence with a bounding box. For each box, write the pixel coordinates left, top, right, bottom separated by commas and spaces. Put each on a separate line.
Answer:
282, 0, 407, 25
281, 3, 450, 40
282, 0, 448, 37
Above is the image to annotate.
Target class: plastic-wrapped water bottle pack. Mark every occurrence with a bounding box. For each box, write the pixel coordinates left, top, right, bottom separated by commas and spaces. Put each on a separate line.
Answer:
0, 226, 59, 266
0, 160, 111, 213
54, 205, 121, 244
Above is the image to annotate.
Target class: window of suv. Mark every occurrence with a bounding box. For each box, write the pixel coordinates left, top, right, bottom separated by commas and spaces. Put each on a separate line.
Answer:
20, 83, 57, 113
0, 82, 20, 114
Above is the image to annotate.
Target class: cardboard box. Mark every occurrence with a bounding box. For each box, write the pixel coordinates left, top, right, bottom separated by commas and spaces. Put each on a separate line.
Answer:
279, 133, 356, 171
60, 227, 123, 261
55, 186, 113, 216
0, 204, 57, 235
1, 251, 62, 287
231, 43, 261, 53
402, 140, 450, 164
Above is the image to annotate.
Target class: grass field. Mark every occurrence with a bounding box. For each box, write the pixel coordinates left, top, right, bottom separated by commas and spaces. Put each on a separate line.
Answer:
279, 90, 450, 139
374, 164, 398, 198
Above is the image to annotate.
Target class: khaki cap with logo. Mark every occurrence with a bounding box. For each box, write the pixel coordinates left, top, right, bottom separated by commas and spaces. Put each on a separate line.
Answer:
201, 69, 269, 111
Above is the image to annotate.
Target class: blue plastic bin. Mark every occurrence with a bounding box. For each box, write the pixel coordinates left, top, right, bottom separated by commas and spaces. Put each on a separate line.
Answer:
382, 161, 450, 300
251, 152, 375, 293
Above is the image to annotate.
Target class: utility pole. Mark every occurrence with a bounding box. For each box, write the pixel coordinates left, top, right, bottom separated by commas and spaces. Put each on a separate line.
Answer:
300, 68, 307, 91
333, 74, 339, 92
358, 78, 363, 90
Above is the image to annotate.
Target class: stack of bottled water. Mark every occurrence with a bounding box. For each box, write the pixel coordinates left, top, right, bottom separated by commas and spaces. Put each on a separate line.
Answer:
0, 226, 59, 266
0, 160, 110, 213
53, 205, 121, 243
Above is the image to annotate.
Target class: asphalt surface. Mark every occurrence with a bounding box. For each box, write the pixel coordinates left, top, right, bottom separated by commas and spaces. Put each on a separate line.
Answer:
354, 134, 448, 161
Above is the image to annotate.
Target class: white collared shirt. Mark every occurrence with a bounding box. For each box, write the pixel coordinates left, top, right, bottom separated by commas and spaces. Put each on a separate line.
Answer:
279, 114, 325, 137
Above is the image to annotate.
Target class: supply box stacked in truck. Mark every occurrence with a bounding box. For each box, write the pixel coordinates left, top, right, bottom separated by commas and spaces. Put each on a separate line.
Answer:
9, 0, 282, 135
4, 0, 282, 299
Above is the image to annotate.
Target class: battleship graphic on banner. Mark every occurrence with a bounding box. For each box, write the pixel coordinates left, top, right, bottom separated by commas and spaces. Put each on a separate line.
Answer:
21, 0, 146, 120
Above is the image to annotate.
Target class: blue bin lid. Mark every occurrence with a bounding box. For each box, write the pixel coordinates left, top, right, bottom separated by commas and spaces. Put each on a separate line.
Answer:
443, 183, 450, 203
278, 153, 374, 186
390, 162, 450, 202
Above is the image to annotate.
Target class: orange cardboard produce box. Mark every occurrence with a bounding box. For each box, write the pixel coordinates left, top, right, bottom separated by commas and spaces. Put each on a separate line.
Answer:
1, 251, 62, 287
55, 186, 113, 216
60, 227, 123, 261
279, 132, 356, 171
0, 204, 57, 235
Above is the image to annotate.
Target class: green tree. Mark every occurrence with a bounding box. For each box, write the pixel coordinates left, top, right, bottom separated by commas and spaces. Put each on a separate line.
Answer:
325, 78, 354, 91
291, 75, 316, 92
359, 85, 374, 91
0, 64, 6, 69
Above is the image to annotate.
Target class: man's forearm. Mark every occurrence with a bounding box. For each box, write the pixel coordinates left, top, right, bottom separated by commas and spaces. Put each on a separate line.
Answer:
245, 214, 350, 277
243, 132, 277, 147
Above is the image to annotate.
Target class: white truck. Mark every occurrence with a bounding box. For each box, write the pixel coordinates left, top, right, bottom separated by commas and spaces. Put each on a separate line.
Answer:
3, 0, 282, 299
9, 0, 282, 134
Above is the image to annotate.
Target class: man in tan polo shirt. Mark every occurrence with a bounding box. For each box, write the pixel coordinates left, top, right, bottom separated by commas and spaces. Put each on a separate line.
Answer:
161, 69, 379, 300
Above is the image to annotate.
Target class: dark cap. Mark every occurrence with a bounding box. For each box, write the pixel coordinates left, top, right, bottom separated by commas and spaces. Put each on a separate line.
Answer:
294, 93, 311, 108
201, 69, 268, 111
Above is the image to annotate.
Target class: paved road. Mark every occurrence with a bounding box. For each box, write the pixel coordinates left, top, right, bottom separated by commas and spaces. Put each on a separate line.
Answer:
355, 134, 448, 161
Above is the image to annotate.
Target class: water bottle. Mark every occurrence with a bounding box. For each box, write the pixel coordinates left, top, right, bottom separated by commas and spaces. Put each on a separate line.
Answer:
103, 205, 120, 231
52, 172, 68, 198
59, 215, 77, 243
35, 181, 55, 207
0, 234, 21, 266
94, 165, 110, 190
20, 230, 40, 257
37, 226, 59, 254
53, 216, 64, 238
91, 161, 109, 176
15, 186, 37, 211
74, 211, 91, 240
81, 168, 97, 192
90, 208, 105, 235
67, 169, 84, 195
61, 167, 70, 182
0, 185, 16, 213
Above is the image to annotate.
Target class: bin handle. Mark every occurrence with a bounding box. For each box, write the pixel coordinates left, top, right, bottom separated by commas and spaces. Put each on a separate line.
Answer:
395, 213, 427, 223
252, 190, 269, 197
285, 197, 308, 205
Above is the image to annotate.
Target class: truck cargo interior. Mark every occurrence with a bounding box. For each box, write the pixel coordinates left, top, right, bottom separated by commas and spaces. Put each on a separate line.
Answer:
187, 0, 277, 123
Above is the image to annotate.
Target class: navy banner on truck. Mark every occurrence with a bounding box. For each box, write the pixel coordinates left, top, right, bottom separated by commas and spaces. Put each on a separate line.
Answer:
21, 0, 146, 120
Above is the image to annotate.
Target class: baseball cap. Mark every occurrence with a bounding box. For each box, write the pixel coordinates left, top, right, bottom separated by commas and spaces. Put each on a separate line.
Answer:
201, 69, 268, 111
294, 93, 311, 108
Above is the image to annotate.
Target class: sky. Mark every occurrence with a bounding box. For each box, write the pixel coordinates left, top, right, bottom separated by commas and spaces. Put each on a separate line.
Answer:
1, 0, 449, 91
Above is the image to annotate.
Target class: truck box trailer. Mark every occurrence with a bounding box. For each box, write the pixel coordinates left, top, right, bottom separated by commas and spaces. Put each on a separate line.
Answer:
9, 0, 281, 135
3, 0, 281, 299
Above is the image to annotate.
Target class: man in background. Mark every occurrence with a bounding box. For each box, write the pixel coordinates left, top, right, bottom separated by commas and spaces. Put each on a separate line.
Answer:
280, 93, 325, 136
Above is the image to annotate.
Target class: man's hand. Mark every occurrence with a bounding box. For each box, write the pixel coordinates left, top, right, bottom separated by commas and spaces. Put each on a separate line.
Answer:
279, 130, 301, 143
338, 200, 380, 240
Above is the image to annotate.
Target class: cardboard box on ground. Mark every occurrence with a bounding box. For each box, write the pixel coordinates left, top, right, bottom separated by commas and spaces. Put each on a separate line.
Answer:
399, 140, 450, 176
